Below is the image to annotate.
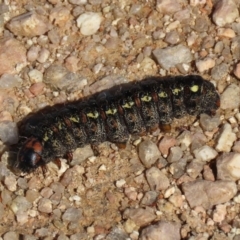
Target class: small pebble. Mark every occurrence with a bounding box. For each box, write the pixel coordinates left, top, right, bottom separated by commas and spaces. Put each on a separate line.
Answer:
164, 30, 180, 44
7, 11, 50, 37
177, 131, 192, 150
159, 136, 176, 156
0, 111, 13, 122
193, 16, 209, 32
200, 114, 221, 131
193, 145, 218, 162
10, 196, 32, 214
233, 62, 240, 79
0, 74, 22, 90
221, 84, 240, 109
35, 228, 49, 238
124, 187, 138, 201
0, 38, 27, 75
146, 166, 170, 191
62, 207, 82, 222
106, 227, 129, 240
3, 231, 19, 240
123, 207, 156, 227
27, 45, 41, 62
213, 204, 227, 223
190, 0, 206, 6
40, 187, 53, 198
169, 194, 183, 208
153, 44, 192, 70
212, 0, 239, 27
214, 41, 224, 54
216, 123, 236, 152
65, 56, 80, 73
0, 121, 18, 144
37, 48, 50, 63
186, 160, 204, 179
116, 179, 126, 188
211, 63, 228, 81
38, 198, 52, 213
167, 146, 183, 163
4, 175, 17, 191
43, 64, 81, 91
169, 159, 187, 178
28, 69, 43, 83
217, 28, 236, 38
233, 141, 240, 153
164, 186, 175, 198
196, 58, 215, 72
138, 140, 161, 168
140, 221, 181, 240
50, 6, 72, 27
16, 212, 29, 225
77, 12, 103, 35
140, 191, 158, 206
217, 153, 240, 180
71, 145, 94, 166
140, 57, 158, 75
156, 0, 181, 14
182, 180, 237, 209
29, 82, 45, 96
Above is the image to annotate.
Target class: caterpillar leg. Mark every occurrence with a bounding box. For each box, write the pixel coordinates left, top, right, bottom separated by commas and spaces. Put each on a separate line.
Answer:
64, 152, 73, 164
41, 164, 48, 175
53, 158, 62, 169
115, 142, 127, 149
160, 124, 171, 133
91, 144, 100, 156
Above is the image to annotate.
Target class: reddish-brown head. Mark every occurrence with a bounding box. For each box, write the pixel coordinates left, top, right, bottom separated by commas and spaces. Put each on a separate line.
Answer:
16, 137, 44, 172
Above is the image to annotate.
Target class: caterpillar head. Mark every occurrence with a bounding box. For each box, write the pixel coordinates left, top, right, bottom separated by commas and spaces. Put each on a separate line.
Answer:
16, 137, 44, 172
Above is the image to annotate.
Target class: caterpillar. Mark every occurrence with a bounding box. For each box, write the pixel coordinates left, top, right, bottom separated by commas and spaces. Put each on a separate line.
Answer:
15, 75, 220, 173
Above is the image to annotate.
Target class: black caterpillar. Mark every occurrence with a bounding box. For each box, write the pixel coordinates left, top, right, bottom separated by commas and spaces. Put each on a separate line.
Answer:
16, 75, 220, 173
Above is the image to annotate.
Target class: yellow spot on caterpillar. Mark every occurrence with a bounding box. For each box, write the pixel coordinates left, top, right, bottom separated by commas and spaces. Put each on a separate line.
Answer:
87, 111, 99, 118
172, 88, 182, 95
190, 85, 199, 92
43, 130, 52, 142
141, 95, 152, 102
58, 122, 62, 130
105, 108, 117, 115
122, 101, 134, 108
43, 135, 48, 142
69, 116, 79, 123
158, 91, 167, 98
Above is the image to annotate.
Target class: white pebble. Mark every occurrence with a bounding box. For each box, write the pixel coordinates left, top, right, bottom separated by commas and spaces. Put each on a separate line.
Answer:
116, 179, 126, 188
234, 194, 240, 203
164, 186, 175, 198
98, 164, 107, 171
196, 58, 215, 72
77, 12, 103, 36
4, 175, 17, 191
37, 48, 50, 63
72, 195, 81, 201
28, 69, 43, 83
88, 156, 97, 163
217, 28, 236, 38
217, 153, 240, 180
193, 145, 218, 162
216, 123, 236, 152
92, 63, 103, 74
221, 84, 240, 110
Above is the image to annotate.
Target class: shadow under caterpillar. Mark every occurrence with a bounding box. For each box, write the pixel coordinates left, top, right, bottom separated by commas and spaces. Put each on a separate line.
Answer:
15, 75, 220, 173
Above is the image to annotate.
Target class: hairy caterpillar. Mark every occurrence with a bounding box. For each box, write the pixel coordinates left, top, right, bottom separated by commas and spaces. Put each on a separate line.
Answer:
16, 75, 220, 173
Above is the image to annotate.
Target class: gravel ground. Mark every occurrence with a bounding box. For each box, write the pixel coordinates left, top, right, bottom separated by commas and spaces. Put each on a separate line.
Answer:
0, 0, 240, 239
